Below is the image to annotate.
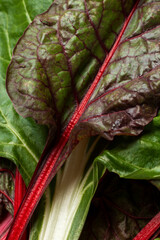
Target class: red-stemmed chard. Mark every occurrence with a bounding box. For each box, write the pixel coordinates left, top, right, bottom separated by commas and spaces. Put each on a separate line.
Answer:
5, 0, 160, 239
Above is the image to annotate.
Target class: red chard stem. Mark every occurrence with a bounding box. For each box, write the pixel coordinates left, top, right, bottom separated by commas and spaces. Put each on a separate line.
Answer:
133, 212, 160, 240
14, 169, 27, 240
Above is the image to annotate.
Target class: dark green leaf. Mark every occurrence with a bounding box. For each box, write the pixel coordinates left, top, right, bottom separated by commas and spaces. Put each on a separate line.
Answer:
80, 173, 160, 240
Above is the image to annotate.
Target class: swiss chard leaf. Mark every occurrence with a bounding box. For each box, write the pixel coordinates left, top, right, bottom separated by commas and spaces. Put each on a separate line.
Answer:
79, 0, 160, 139
7, 0, 160, 140
6, 0, 136, 127
97, 114, 160, 179
4, 0, 160, 239
80, 173, 160, 240
0, 0, 52, 184
6, 0, 160, 184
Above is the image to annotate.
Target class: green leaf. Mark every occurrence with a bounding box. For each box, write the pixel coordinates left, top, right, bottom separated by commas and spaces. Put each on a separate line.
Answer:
97, 114, 160, 180
0, 0, 52, 184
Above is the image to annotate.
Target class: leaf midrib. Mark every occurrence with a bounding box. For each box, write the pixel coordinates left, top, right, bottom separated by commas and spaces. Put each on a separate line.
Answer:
22, 0, 32, 24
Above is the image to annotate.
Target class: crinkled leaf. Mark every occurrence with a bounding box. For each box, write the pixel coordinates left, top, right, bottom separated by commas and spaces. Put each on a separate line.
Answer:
6, 0, 160, 141
80, 173, 160, 240
0, 0, 52, 184
7, 0, 136, 127
97, 114, 160, 180
79, 0, 160, 140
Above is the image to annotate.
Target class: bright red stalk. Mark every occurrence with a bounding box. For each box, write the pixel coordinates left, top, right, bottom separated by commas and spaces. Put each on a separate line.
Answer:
14, 169, 27, 240
133, 212, 160, 240
14, 169, 26, 216
6, 1, 140, 239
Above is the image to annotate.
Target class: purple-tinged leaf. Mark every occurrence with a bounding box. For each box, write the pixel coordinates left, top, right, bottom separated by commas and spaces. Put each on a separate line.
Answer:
6, 0, 136, 127
79, 1, 160, 139
0, 159, 15, 216
7, 0, 160, 140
